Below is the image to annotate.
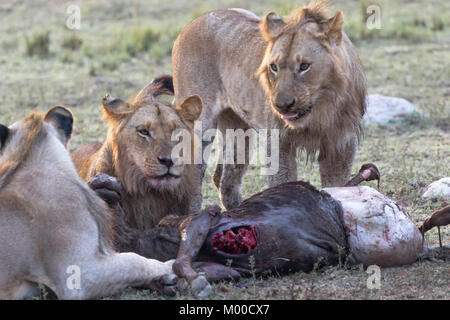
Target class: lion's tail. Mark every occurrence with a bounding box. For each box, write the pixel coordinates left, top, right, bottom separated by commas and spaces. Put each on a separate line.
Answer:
150, 74, 174, 96
134, 74, 174, 101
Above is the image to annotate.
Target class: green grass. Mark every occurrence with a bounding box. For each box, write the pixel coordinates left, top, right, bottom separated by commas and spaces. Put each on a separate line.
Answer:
0, 0, 448, 300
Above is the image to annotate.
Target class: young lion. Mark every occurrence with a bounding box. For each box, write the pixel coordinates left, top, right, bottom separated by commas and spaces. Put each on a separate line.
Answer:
172, 0, 366, 209
0, 107, 176, 299
71, 75, 203, 232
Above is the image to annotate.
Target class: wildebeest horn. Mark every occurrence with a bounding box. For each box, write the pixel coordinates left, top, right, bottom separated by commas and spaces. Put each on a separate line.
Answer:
344, 163, 380, 188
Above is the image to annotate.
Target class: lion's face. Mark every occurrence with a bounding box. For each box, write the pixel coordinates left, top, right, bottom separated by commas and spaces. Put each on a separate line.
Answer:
265, 28, 335, 128
103, 94, 202, 192
120, 103, 190, 190
258, 9, 348, 129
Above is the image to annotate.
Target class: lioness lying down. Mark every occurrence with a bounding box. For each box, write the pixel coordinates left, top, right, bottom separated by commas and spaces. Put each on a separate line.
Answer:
93, 165, 448, 297
0, 107, 176, 299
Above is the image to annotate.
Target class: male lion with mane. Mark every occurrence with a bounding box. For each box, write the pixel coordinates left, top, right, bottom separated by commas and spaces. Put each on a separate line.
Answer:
0, 107, 176, 299
72, 75, 203, 234
172, 0, 366, 209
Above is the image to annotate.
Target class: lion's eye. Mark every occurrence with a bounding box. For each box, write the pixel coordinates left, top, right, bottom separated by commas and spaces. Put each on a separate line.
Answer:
298, 63, 311, 72
137, 128, 151, 137
269, 63, 278, 73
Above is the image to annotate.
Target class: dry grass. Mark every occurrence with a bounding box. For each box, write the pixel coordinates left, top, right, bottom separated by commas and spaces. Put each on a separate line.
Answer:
0, 0, 448, 300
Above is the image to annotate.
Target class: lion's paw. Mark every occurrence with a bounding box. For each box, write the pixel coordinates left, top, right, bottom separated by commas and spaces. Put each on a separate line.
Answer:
150, 273, 179, 296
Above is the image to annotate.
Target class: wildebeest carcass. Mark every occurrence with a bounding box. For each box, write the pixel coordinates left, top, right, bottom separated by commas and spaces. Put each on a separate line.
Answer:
90, 164, 449, 296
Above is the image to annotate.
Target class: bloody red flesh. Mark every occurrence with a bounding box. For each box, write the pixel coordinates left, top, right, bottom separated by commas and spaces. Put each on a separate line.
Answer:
211, 225, 257, 254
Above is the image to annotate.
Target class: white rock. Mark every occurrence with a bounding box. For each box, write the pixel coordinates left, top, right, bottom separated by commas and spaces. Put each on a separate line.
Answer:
421, 177, 450, 202
364, 94, 420, 125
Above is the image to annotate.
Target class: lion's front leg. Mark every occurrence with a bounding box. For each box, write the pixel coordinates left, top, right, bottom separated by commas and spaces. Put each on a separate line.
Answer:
187, 163, 206, 214
213, 109, 251, 210
319, 139, 357, 187
56, 254, 178, 299
266, 141, 297, 188
215, 163, 248, 210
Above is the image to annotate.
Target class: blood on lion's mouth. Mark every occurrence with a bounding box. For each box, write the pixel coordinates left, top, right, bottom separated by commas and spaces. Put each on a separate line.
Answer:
211, 225, 257, 255
281, 104, 313, 120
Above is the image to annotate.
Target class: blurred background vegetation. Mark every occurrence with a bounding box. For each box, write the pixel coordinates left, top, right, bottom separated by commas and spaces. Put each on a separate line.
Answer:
1, 0, 448, 128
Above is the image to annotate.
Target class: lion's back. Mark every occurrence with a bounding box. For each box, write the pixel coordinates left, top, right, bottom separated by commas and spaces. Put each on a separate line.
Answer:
173, 9, 268, 121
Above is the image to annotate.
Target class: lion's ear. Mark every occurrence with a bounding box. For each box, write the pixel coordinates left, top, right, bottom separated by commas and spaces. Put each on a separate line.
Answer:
176, 95, 203, 123
102, 94, 132, 117
260, 12, 286, 41
44, 106, 73, 147
0, 124, 9, 149
325, 10, 344, 45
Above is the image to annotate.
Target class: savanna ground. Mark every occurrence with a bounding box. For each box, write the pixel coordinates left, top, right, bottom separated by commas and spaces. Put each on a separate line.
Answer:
0, 0, 448, 299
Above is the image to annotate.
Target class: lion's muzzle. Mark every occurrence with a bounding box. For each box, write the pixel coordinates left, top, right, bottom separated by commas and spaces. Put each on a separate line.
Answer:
274, 92, 296, 114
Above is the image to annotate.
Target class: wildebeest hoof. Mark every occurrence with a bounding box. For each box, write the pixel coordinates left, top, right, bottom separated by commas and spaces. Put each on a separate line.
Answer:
191, 275, 212, 298
150, 273, 179, 296
177, 278, 189, 290
88, 173, 123, 206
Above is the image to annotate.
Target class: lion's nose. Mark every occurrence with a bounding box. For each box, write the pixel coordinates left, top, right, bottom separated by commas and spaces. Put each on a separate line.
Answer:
274, 93, 295, 113
158, 157, 174, 168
